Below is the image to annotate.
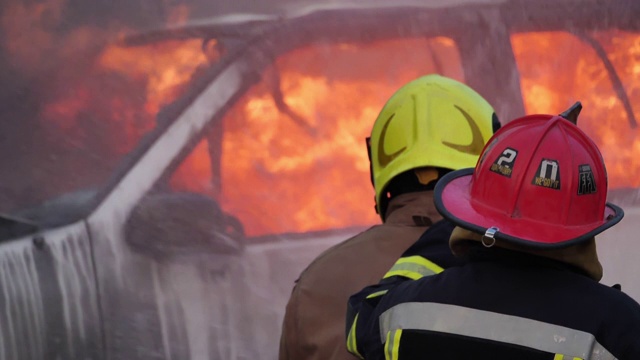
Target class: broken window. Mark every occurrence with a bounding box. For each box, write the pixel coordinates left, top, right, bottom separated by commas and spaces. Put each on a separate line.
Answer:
170, 37, 465, 236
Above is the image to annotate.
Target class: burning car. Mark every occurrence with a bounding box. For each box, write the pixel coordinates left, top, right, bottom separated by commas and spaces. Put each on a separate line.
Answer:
0, 0, 640, 358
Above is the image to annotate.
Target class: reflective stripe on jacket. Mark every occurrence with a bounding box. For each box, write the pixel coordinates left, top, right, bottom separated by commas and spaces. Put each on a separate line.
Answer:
347, 244, 640, 359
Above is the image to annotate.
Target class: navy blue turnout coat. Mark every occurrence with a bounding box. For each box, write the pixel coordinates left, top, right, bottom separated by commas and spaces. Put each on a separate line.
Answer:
346, 219, 640, 360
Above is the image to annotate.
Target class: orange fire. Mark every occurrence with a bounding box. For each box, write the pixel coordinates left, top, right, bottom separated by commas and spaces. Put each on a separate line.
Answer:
40, 39, 210, 157
171, 38, 463, 236
2, 0, 207, 157
8, 3, 640, 238
174, 32, 640, 236
512, 31, 640, 189
97, 39, 210, 117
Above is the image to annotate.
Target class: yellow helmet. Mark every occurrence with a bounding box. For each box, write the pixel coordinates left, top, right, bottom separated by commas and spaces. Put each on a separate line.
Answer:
369, 74, 498, 220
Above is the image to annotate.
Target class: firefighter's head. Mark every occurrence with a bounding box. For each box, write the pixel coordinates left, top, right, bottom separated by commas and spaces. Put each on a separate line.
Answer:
434, 109, 624, 253
368, 74, 499, 220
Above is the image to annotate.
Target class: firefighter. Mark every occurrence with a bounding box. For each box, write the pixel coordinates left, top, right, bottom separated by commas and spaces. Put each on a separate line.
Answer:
278, 74, 500, 360
346, 108, 640, 359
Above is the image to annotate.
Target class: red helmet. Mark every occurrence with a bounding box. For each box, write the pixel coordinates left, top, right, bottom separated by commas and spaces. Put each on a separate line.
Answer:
434, 113, 623, 248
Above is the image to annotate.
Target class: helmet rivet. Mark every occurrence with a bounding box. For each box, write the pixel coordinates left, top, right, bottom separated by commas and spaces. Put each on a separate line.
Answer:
482, 227, 499, 248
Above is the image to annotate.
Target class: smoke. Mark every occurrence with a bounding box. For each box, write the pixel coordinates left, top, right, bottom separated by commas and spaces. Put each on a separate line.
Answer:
0, 0, 178, 213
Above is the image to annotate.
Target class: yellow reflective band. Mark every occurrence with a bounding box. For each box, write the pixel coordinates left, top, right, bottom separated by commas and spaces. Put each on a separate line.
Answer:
383, 256, 444, 280
384, 329, 402, 360
383, 270, 423, 280
346, 314, 364, 359
366, 290, 389, 299
554, 355, 584, 360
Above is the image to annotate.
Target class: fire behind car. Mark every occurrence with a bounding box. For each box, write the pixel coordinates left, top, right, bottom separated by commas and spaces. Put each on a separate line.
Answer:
0, 0, 640, 359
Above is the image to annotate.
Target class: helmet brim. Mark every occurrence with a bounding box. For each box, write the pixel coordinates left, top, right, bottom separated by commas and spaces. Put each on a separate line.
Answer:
434, 168, 624, 249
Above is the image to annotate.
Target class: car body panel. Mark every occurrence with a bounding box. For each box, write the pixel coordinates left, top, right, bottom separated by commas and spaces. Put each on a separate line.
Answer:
0, 222, 101, 359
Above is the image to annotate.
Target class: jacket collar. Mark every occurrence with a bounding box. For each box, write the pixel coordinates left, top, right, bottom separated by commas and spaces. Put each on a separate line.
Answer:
450, 227, 603, 281
464, 246, 596, 279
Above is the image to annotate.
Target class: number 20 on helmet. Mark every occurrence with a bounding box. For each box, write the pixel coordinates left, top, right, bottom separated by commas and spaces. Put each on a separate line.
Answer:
435, 112, 624, 248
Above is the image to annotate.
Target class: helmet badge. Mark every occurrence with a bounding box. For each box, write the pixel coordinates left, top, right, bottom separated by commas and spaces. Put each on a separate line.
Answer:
577, 164, 597, 195
490, 148, 518, 178
532, 159, 561, 190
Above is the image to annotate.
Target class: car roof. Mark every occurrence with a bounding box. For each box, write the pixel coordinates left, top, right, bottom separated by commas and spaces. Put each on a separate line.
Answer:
198, 0, 505, 19
123, 0, 507, 44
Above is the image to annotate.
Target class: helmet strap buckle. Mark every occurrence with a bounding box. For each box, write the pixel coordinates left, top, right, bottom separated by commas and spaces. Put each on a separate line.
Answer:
482, 227, 499, 248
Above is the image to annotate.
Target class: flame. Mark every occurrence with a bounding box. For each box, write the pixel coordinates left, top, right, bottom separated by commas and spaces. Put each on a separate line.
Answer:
40, 39, 209, 156
10, 3, 640, 238
172, 38, 463, 236
97, 39, 209, 116
512, 31, 640, 189
2, 0, 207, 156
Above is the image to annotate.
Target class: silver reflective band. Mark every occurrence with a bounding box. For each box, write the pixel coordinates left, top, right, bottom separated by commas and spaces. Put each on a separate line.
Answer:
379, 302, 616, 360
